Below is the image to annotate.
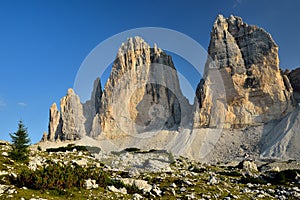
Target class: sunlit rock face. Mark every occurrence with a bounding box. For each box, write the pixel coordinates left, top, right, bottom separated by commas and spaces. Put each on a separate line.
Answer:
47, 89, 86, 141
59, 88, 86, 140
98, 36, 192, 138
47, 103, 61, 142
46, 78, 103, 142
194, 15, 295, 129
42, 15, 300, 163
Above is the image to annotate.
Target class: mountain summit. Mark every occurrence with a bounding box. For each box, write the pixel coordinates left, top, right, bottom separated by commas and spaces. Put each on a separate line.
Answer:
194, 14, 296, 129
42, 15, 300, 163
98, 36, 192, 138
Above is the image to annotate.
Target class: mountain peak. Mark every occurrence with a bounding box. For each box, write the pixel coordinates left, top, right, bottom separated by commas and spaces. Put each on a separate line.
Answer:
117, 36, 150, 56
195, 14, 295, 128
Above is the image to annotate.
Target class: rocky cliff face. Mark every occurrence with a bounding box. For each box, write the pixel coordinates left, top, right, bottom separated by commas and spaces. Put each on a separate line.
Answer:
98, 37, 192, 138
46, 77, 102, 141
48, 103, 61, 141
83, 78, 102, 137
45, 37, 191, 141
42, 14, 300, 163
286, 68, 300, 102
194, 15, 296, 128
59, 88, 86, 140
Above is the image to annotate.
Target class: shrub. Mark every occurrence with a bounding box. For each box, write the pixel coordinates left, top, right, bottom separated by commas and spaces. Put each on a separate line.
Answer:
46, 144, 88, 153
13, 162, 87, 190
188, 165, 206, 173
46, 144, 101, 154
240, 174, 266, 184
269, 169, 300, 185
11, 161, 141, 194
123, 147, 140, 152
86, 146, 101, 154
219, 170, 242, 177
126, 183, 140, 194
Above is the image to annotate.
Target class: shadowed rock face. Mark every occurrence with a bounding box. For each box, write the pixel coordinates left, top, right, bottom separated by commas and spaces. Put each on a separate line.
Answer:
194, 15, 296, 128
98, 37, 192, 138
83, 78, 102, 137
287, 68, 300, 102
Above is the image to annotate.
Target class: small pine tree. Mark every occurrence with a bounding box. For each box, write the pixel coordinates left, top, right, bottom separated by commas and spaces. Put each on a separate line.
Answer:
9, 120, 31, 163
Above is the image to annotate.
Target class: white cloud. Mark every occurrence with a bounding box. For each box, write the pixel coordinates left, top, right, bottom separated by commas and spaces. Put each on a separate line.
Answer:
233, 0, 243, 8
0, 100, 6, 107
18, 102, 27, 107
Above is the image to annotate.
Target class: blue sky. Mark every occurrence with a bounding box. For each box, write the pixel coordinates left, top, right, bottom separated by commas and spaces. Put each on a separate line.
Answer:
0, 0, 300, 143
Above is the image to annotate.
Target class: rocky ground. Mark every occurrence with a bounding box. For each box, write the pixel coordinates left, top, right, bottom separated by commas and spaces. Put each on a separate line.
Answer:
0, 140, 299, 200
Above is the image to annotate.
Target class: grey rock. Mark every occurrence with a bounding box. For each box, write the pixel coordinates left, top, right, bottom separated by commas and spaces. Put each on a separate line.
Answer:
60, 89, 86, 140
132, 193, 143, 200
107, 185, 127, 194
46, 89, 87, 141
99, 36, 192, 137
7, 188, 16, 194
260, 107, 300, 159
1, 152, 8, 157
208, 176, 218, 185
29, 199, 48, 200
184, 179, 193, 186
152, 184, 162, 196
185, 193, 196, 199
170, 183, 177, 188
72, 158, 88, 167
0, 171, 8, 176
288, 68, 300, 102
40, 131, 47, 142
28, 156, 45, 171
120, 178, 152, 192
0, 185, 9, 195
238, 160, 258, 172
83, 78, 102, 137
180, 187, 186, 192
84, 179, 98, 190
48, 103, 62, 141
10, 172, 17, 179
194, 14, 295, 128
292, 186, 300, 192
171, 188, 176, 196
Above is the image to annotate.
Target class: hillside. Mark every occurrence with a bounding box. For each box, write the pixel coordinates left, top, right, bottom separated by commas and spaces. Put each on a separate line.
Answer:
0, 141, 300, 199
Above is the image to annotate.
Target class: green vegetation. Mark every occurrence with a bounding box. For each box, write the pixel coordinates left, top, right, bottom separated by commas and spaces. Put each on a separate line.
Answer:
10, 160, 140, 194
46, 144, 101, 154
46, 144, 88, 153
268, 169, 300, 185
241, 173, 267, 184
0, 135, 299, 199
9, 120, 31, 163
123, 147, 140, 152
